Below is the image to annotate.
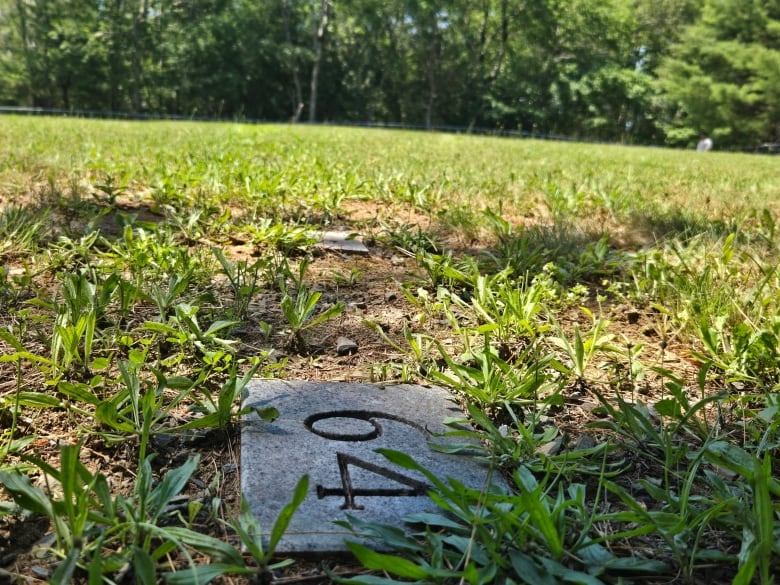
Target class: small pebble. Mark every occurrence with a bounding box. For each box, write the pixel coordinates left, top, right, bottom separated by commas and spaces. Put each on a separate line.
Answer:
31, 566, 50, 579
571, 434, 596, 451
222, 463, 237, 474
151, 434, 177, 449
535, 436, 565, 457
32, 534, 56, 559
384, 291, 397, 302
336, 336, 358, 356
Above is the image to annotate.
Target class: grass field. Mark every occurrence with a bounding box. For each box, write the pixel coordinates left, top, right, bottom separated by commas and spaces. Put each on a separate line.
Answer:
1, 116, 780, 584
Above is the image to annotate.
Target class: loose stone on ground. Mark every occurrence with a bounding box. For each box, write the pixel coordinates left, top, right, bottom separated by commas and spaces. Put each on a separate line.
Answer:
241, 381, 504, 554
335, 336, 358, 355
316, 231, 370, 254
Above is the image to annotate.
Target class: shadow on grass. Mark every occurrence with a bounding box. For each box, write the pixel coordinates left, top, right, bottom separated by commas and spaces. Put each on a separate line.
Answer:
627, 207, 739, 244
415, 203, 772, 289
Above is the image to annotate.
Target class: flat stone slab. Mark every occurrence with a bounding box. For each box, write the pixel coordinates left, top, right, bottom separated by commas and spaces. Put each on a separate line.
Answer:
316, 231, 369, 254
241, 381, 502, 554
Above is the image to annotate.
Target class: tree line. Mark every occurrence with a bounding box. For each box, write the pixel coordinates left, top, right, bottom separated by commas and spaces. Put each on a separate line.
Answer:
0, 0, 777, 148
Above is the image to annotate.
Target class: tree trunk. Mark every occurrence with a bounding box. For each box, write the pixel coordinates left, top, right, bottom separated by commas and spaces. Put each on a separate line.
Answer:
61, 81, 70, 110
13, 0, 34, 105
469, 0, 511, 130
130, 0, 148, 112
283, 0, 304, 122
425, 66, 435, 129
308, 0, 330, 123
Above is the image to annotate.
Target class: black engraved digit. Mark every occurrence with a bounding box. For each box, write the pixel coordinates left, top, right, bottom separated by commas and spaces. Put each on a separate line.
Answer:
337, 451, 360, 509
316, 452, 429, 510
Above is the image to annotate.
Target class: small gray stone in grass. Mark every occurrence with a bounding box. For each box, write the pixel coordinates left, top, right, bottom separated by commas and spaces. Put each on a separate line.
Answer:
31, 567, 50, 579
336, 336, 358, 355
316, 231, 369, 254
571, 434, 596, 451
535, 435, 565, 457
32, 534, 56, 558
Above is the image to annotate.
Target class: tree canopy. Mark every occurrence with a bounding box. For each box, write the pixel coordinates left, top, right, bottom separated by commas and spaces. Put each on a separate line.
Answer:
657, 0, 780, 146
0, 0, 777, 148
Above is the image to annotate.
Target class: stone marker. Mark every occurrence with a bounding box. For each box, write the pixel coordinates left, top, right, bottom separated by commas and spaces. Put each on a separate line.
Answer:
316, 231, 369, 254
241, 381, 504, 554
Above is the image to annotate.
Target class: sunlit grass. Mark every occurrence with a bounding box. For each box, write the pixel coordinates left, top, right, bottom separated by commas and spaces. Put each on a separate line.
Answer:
2, 116, 778, 218
1, 115, 780, 583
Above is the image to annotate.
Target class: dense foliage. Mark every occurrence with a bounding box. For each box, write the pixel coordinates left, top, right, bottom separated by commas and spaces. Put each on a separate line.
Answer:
0, 0, 778, 148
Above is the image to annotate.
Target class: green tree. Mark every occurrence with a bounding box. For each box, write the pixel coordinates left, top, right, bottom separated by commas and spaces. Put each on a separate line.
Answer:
0, 0, 29, 104
1, 0, 104, 109
657, 0, 780, 147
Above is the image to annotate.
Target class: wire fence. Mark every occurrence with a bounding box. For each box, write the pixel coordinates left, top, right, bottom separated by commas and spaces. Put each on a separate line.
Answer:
1, 105, 776, 154
0, 105, 606, 144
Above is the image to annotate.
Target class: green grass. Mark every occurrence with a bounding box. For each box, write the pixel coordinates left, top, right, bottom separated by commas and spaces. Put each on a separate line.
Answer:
1, 115, 780, 584
2, 117, 778, 214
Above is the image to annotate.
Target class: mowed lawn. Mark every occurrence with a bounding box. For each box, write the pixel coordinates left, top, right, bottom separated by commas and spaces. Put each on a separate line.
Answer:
2, 116, 778, 215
